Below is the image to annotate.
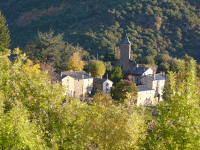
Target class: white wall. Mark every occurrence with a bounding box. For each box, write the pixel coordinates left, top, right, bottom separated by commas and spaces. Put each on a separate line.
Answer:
83, 78, 93, 94
62, 76, 74, 96
102, 80, 113, 95
137, 90, 155, 106
142, 68, 153, 77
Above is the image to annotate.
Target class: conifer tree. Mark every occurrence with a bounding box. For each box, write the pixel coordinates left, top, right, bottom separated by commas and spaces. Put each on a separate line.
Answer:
0, 11, 11, 52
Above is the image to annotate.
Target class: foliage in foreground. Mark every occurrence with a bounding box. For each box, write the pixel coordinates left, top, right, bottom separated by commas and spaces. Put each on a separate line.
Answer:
0, 48, 146, 149
144, 59, 200, 149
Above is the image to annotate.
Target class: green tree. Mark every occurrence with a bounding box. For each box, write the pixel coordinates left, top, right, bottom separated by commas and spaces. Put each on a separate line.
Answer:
145, 59, 200, 149
0, 11, 11, 53
89, 60, 106, 78
110, 66, 123, 85
112, 79, 138, 104
84, 90, 146, 149
24, 29, 66, 71
103, 47, 116, 62
169, 60, 176, 72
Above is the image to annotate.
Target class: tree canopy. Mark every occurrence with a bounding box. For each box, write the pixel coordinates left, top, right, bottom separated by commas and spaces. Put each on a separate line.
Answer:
0, 11, 11, 52
67, 52, 85, 71
89, 60, 106, 78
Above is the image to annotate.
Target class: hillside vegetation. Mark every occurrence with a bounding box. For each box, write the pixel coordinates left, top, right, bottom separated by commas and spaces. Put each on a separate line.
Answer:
1, 0, 200, 64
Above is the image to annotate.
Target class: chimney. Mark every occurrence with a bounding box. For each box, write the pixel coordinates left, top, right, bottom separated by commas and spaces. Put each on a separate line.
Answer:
100, 76, 102, 79
61, 72, 62, 77
70, 70, 73, 72
107, 74, 108, 80
153, 72, 155, 80
89, 72, 91, 77
82, 74, 84, 79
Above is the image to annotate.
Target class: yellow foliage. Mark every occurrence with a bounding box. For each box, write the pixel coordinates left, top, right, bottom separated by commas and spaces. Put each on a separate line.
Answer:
67, 52, 85, 71
22, 59, 41, 76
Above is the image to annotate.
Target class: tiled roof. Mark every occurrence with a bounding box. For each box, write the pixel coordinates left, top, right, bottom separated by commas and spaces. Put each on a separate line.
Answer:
123, 35, 131, 44
93, 78, 113, 84
127, 67, 149, 75
137, 86, 154, 92
93, 78, 107, 83
59, 71, 92, 80
148, 73, 167, 80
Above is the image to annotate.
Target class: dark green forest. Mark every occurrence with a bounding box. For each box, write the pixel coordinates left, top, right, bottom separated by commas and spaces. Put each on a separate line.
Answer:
1, 0, 200, 67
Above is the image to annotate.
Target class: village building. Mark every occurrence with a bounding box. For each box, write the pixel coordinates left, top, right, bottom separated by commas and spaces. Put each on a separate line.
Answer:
111, 35, 137, 71
125, 64, 154, 84
137, 86, 155, 106
59, 70, 93, 98
141, 72, 167, 101
112, 35, 167, 106
59, 35, 167, 106
93, 75, 113, 95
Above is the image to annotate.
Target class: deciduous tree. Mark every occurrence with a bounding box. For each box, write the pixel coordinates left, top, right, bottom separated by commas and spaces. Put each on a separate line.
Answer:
112, 79, 138, 104
67, 52, 85, 71
145, 59, 200, 149
89, 60, 106, 78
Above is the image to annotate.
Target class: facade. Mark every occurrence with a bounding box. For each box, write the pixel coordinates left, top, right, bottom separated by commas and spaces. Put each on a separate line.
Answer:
93, 77, 113, 95
137, 86, 155, 106
125, 65, 154, 84
141, 72, 167, 101
60, 70, 93, 98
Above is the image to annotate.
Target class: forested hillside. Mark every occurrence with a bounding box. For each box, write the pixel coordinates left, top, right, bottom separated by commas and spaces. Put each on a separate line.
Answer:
1, 2, 200, 148
1, 0, 200, 65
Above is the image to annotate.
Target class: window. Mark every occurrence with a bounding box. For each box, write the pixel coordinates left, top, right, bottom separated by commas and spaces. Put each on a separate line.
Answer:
77, 84, 79, 88
67, 85, 69, 89
67, 79, 69, 83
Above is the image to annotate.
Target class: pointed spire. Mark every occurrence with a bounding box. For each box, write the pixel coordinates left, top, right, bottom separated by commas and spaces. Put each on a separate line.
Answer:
123, 34, 131, 44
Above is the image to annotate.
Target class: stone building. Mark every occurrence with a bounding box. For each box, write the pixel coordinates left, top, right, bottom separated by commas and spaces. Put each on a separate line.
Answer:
59, 70, 93, 98
93, 76, 113, 95
125, 64, 154, 84
111, 35, 137, 71
141, 72, 167, 101
137, 86, 156, 106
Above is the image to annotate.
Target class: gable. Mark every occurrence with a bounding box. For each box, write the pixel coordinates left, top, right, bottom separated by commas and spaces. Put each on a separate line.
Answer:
143, 68, 153, 76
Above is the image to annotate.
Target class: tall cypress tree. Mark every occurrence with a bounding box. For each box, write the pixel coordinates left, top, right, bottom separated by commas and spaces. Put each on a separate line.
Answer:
0, 11, 11, 52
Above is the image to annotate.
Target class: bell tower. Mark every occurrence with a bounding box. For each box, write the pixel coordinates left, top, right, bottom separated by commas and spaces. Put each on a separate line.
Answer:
120, 35, 131, 71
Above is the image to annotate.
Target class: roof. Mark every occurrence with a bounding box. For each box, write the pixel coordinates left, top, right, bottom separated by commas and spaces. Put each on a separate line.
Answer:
123, 35, 131, 44
137, 86, 154, 92
127, 67, 150, 75
148, 73, 167, 80
93, 78, 113, 84
59, 71, 93, 80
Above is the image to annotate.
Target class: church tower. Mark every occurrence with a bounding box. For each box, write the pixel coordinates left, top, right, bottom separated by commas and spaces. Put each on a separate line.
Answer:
120, 35, 131, 71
